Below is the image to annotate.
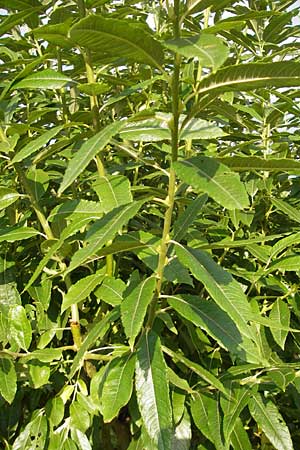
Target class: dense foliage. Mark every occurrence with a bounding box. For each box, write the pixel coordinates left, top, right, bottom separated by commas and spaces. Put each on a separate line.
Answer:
1, 0, 300, 448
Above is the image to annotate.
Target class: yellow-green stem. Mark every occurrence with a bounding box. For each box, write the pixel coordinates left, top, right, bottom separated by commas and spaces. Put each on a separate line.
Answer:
146, 0, 181, 328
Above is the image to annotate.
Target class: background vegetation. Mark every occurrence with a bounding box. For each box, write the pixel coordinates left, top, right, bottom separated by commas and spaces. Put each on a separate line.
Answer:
1, 0, 300, 449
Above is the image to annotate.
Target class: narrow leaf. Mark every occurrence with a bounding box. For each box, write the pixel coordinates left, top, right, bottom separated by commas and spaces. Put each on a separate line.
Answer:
67, 201, 144, 273
0, 226, 41, 242
271, 198, 300, 224
93, 174, 132, 213
0, 187, 19, 211
216, 156, 300, 173
121, 276, 156, 348
136, 331, 172, 450
269, 300, 290, 350
61, 272, 104, 313
249, 393, 293, 450
173, 156, 249, 210
70, 15, 164, 69
9, 305, 32, 350
58, 121, 124, 194
0, 358, 17, 404
11, 125, 63, 164
14, 69, 72, 89
102, 354, 136, 422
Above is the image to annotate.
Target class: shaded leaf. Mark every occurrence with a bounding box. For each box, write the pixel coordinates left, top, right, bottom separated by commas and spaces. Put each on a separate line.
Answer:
14, 69, 72, 89
0, 187, 19, 211
61, 272, 104, 313
173, 156, 249, 210
9, 305, 32, 350
0, 358, 17, 404
269, 300, 290, 350
136, 331, 172, 450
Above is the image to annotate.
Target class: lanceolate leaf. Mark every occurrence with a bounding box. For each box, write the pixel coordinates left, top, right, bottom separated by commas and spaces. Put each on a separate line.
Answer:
136, 331, 172, 450
121, 276, 156, 348
173, 156, 249, 210
102, 354, 136, 422
67, 201, 144, 273
216, 156, 300, 173
58, 121, 124, 194
70, 15, 164, 69
166, 295, 263, 364
269, 300, 290, 350
0, 187, 19, 211
0, 226, 41, 242
197, 62, 300, 96
93, 174, 132, 213
0, 358, 17, 404
11, 125, 64, 164
175, 244, 255, 341
271, 198, 300, 224
14, 69, 72, 89
9, 305, 32, 350
172, 194, 208, 242
165, 34, 229, 70
61, 272, 104, 313
249, 393, 293, 450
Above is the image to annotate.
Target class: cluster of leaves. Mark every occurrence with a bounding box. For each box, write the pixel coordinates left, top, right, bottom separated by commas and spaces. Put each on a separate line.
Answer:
1, 0, 300, 449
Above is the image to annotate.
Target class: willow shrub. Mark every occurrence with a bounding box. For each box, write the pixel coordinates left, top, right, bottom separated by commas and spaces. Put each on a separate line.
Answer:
1, 1, 300, 449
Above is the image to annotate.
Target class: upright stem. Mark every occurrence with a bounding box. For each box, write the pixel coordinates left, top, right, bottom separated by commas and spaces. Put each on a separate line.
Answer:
147, 0, 181, 328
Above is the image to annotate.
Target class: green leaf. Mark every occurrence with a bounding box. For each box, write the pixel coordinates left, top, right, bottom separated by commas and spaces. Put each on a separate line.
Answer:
121, 276, 156, 348
0, 187, 19, 211
165, 34, 228, 70
171, 408, 192, 450
61, 272, 104, 313
136, 331, 172, 450
11, 125, 64, 164
58, 121, 124, 195
216, 156, 300, 173
21, 348, 63, 363
249, 393, 293, 450
94, 276, 126, 306
14, 69, 72, 89
190, 392, 224, 450
175, 245, 255, 341
69, 15, 164, 69
197, 62, 300, 96
166, 295, 262, 363
29, 361, 50, 388
270, 232, 300, 259
173, 156, 249, 210
71, 428, 92, 450
221, 383, 251, 444
46, 397, 65, 427
12, 413, 48, 450
230, 418, 252, 450
271, 198, 300, 224
69, 308, 120, 379
172, 194, 208, 242
269, 300, 290, 350
48, 199, 104, 222
0, 8, 41, 35
67, 201, 144, 273
268, 255, 300, 272
9, 305, 32, 350
0, 226, 41, 242
120, 113, 224, 142
0, 358, 17, 404
93, 174, 132, 213
162, 346, 228, 397
70, 401, 90, 432
102, 354, 136, 422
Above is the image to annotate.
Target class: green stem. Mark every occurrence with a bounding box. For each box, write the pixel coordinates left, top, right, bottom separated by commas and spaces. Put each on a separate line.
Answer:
147, 0, 181, 329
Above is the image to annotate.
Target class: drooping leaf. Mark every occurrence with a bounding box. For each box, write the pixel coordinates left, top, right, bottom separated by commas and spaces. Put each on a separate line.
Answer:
165, 34, 229, 70
171, 408, 192, 450
9, 305, 32, 350
173, 156, 249, 210
249, 393, 293, 450
67, 201, 144, 273
175, 244, 255, 341
0, 187, 20, 211
121, 276, 156, 348
216, 156, 300, 173
0, 358, 17, 404
271, 198, 300, 224
14, 69, 72, 89
269, 299, 290, 350
11, 125, 63, 164
102, 354, 136, 422
61, 272, 104, 313
197, 62, 300, 96
162, 346, 228, 396
135, 331, 172, 450
45, 397, 65, 427
69, 15, 164, 69
93, 174, 132, 213
12, 413, 48, 450
230, 418, 252, 450
58, 121, 124, 195
166, 295, 263, 364
172, 194, 208, 242
0, 226, 41, 242
70, 401, 90, 432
